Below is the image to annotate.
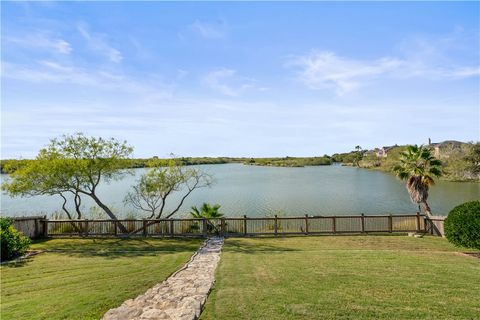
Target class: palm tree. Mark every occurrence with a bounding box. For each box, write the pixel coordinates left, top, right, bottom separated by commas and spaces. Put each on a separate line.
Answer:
393, 145, 442, 216
190, 203, 223, 234
353, 145, 363, 166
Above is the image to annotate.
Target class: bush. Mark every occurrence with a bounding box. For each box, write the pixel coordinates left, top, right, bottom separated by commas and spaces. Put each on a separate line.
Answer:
444, 201, 480, 250
0, 218, 31, 261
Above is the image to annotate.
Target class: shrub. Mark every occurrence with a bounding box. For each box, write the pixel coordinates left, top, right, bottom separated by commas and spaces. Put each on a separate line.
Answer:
0, 218, 31, 261
444, 201, 480, 250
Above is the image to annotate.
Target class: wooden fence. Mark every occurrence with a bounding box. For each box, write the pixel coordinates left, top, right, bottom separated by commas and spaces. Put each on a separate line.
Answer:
44, 213, 431, 238
424, 215, 446, 237
11, 216, 47, 239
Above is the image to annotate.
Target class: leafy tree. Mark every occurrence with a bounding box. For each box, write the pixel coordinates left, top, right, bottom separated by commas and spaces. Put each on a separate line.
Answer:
124, 158, 213, 219
393, 145, 442, 215
0, 159, 34, 174
2, 133, 133, 231
2, 158, 83, 221
353, 146, 364, 166
465, 142, 480, 176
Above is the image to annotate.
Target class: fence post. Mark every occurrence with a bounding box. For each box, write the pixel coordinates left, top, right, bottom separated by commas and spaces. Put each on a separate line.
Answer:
305, 214, 309, 235
221, 218, 226, 237
202, 219, 208, 237
243, 215, 247, 236
274, 215, 278, 236
332, 216, 336, 234
388, 214, 393, 233
143, 219, 148, 237
43, 218, 49, 238
84, 219, 89, 237
170, 220, 174, 237
361, 214, 365, 233
34, 218, 39, 238
416, 212, 420, 232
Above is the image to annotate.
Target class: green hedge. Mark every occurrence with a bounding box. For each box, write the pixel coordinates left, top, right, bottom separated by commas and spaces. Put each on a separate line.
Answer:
0, 218, 31, 261
444, 201, 480, 250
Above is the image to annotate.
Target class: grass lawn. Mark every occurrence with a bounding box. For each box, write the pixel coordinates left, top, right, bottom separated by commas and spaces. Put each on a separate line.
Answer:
1, 238, 202, 320
201, 235, 480, 320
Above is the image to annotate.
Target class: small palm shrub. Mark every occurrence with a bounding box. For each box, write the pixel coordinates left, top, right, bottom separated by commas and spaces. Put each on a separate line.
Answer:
444, 201, 480, 250
190, 203, 223, 219
0, 218, 31, 261
190, 203, 223, 234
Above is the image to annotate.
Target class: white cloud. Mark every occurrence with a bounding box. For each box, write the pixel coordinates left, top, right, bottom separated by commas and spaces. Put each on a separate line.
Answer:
202, 68, 257, 97
4, 34, 72, 54
2, 60, 172, 103
288, 52, 403, 95
78, 23, 122, 63
288, 31, 479, 95
448, 67, 480, 79
190, 20, 227, 39
51, 39, 71, 54
203, 68, 238, 96
39, 60, 75, 72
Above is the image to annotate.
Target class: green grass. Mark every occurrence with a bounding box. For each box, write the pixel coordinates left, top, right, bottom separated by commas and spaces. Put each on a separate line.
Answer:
2, 236, 478, 320
1, 238, 202, 320
201, 235, 480, 320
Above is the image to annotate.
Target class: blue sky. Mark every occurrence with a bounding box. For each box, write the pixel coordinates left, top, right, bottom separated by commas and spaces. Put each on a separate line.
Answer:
1, 1, 479, 158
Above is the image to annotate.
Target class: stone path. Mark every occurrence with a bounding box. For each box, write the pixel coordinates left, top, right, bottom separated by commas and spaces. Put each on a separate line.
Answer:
102, 237, 224, 320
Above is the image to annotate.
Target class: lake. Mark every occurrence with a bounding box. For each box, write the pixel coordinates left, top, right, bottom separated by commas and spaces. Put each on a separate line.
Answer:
1, 164, 478, 218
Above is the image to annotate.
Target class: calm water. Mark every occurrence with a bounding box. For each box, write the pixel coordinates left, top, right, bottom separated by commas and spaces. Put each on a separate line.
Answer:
1, 164, 478, 218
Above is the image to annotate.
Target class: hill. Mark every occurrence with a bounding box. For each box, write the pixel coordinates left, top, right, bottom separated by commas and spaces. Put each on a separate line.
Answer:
348, 141, 478, 182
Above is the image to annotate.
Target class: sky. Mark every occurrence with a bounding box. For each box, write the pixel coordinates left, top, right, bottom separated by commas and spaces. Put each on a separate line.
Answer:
1, 1, 479, 159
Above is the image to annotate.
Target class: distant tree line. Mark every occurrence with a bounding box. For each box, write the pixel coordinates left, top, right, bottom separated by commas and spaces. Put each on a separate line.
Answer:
2, 143, 478, 181
245, 156, 332, 167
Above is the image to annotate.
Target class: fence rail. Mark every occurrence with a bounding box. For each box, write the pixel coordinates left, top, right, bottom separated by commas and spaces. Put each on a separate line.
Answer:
43, 213, 434, 238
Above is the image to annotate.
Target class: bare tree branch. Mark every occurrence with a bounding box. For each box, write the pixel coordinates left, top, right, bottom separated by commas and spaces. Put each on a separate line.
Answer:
125, 159, 214, 235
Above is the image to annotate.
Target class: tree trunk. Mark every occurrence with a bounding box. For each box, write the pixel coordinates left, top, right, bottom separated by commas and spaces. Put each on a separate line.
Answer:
128, 220, 158, 236
89, 192, 128, 233
60, 194, 73, 220
59, 194, 82, 233
74, 193, 82, 219
422, 201, 433, 218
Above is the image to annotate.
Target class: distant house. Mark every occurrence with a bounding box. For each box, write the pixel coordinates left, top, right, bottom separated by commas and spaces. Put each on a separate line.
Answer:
376, 145, 397, 158
428, 139, 463, 158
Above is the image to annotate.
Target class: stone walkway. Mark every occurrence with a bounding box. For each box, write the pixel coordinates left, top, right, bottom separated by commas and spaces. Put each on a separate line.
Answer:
102, 237, 224, 320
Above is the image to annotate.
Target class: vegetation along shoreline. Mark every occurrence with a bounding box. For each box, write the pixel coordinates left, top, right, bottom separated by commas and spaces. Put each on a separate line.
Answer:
2, 140, 478, 182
